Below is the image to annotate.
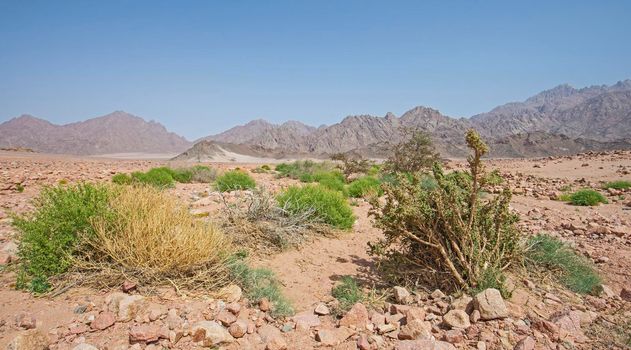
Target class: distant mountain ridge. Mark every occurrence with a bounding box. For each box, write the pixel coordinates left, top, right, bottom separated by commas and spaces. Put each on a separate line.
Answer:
191, 79, 631, 158
0, 111, 191, 155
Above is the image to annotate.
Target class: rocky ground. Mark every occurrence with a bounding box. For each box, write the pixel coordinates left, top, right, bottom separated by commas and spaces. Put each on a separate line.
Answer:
0, 150, 630, 350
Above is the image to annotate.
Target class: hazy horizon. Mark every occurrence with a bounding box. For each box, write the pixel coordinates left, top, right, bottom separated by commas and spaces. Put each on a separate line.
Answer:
2, 1, 630, 139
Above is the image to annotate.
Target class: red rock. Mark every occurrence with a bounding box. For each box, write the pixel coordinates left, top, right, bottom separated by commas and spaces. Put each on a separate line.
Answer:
129, 324, 161, 343
620, 287, 631, 302
316, 327, 355, 346
15, 312, 36, 329
443, 329, 464, 343
69, 323, 90, 335
91, 311, 115, 330
259, 298, 270, 312
404, 307, 426, 322
292, 311, 321, 330
339, 303, 369, 329
357, 334, 371, 350
514, 336, 535, 350
398, 319, 431, 340
122, 280, 137, 293
396, 339, 456, 350
216, 309, 237, 326
228, 320, 247, 338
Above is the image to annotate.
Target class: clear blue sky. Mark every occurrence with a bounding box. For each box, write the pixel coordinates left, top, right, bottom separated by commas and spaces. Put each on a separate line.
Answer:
1, 0, 630, 139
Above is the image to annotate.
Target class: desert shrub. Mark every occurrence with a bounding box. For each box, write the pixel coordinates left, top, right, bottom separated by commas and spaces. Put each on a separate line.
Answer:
383, 128, 439, 174
331, 153, 374, 181
277, 185, 355, 230
603, 180, 631, 190
190, 165, 217, 183
169, 167, 193, 183
229, 256, 293, 317
347, 176, 383, 198
215, 170, 256, 192
370, 130, 521, 292
12, 184, 114, 292
313, 171, 347, 194
332, 276, 364, 311
219, 188, 331, 253
82, 186, 232, 290
131, 168, 176, 188
484, 169, 504, 186
16, 184, 25, 192
568, 189, 607, 206
526, 234, 602, 295
275, 160, 335, 180
261, 164, 271, 171
112, 173, 132, 185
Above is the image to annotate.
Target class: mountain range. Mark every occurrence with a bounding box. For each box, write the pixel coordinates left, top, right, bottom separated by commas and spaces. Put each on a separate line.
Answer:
2, 80, 630, 157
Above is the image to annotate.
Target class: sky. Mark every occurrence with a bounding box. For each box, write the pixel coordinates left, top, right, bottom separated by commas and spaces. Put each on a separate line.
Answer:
1, 0, 630, 139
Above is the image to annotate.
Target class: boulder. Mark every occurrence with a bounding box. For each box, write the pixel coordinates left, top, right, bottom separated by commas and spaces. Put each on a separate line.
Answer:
339, 303, 369, 329
129, 324, 161, 343
91, 311, 116, 330
393, 286, 411, 303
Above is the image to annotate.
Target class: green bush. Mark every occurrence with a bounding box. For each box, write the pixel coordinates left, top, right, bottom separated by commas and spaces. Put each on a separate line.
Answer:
603, 180, 631, 190
12, 184, 114, 292
112, 173, 132, 185
228, 256, 293, 317
169, 168, 193, 183
527, 234, 602, 295
370, 130, 520, 292
277, 185, 355, 230
332, 276, 364, 311
131, 168, 176, 188
569, 189, 607, 206
216, 170, 256, 192
347, 176, 383, 198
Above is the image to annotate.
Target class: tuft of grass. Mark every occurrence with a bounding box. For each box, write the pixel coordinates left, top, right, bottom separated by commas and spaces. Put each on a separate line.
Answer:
16, 184, 25, 192
331, 276, 364, 311
215, 170, 256, 192
12, 183, 114, 292
112, 173, 132, 185
347, 176, 383, 198
228, 256, 293, 317
557, 193, 572, 202
277, 185, 355, 230
526, 234, 602, 295
275, 160, 336, 180
603, 180, 631, 190
568, 189, 608, 206
190, 165, 217, 183
471, 267, 511, 298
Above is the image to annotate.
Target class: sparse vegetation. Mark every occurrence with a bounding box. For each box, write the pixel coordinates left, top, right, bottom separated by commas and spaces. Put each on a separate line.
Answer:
383, 128, 439, 174
189, 165, 218, 183
277, 184, 355, 230
331, 153, 373, 181
16, 183, 25, 193
113, 165, 216, 187
603, 180, 631, 190
219, 188, 331, 253
526, 234, 602, 295
215, 170, 256, 192
131, 168, 176, 188
229, 255, 293, 317
312, 171, 347, 194
567, 189, 608, 206
331, 276, 364, 311
275, 160, 336, 180
347, 176, 383, 198
112, 173, 132, 185
370, 130, 520, 292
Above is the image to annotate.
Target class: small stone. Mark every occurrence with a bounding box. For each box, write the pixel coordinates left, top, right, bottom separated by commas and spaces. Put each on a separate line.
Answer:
443, 329, 464, 343
393, 286, 411, 304
398, 319, 431, 340
191, 321, 234, 346
404, 307, 426, 322
91, 311, 115, 330
216, 309, 237, 326
450, 295, 473, 312
620, 287, 631, 302
443, 309, 471, 329
226, 302, 241, 314
395, 339, 456, 350
377, 323, 397, 334
259, 297, 271, 312
15, 312, 36, 329
166, 309, 183, 330
281, 323, 294, 333
470, 310, 481, 323
228, 319, 248, 338
314, 303, 330, 315
339, 303, 369, 329
473, 288, 508, 320
430, 289, 446, 299
292, 311, 320, 330
258, 324, 286, 350
129, 324, 161, 343
514, 336, 535, 350
122, 280, 137, 292
220, 284, 243, 303
316, 327, 355, 346
357, 334, 371, 350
